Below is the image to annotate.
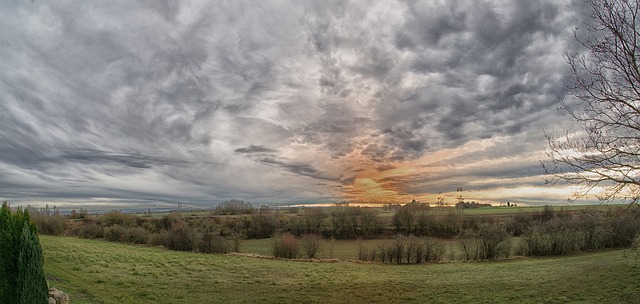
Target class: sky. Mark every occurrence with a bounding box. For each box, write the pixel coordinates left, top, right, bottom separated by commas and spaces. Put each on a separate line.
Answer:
0, 0, 595, 209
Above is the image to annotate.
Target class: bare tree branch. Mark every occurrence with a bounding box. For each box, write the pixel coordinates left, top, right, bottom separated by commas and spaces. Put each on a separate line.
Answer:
544, 0, 640, 206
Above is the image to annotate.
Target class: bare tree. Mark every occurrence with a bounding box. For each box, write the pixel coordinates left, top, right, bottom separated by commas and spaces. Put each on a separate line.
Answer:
544, 0, 640, 205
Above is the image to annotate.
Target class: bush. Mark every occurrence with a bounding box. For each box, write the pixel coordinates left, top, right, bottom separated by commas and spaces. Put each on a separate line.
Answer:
198, 233, 229, 254
359, 236, 443, 264
300, 234, 322, 259
28, 209, 67, 236
507, 211, 532, 237
99, 210, 136, 227
245, 214, 277, 239
127, 227, 150, 244
230, 233, 243, 253
272, 233, 299, 259
76, 222, 104, 239
477, 224, 511, 260
422, 238, 445, 263
518, 218, 579, 256
105, 225, 129, 243
606, 213, 640, 247
376, 241, 390, 263
148, 231, 169, 247
213, 199, 255, 215
165, 222, 196, 251
358, 242, 375, 262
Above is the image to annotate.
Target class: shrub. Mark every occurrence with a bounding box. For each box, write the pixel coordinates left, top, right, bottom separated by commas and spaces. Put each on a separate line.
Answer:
507, 211, 533, 237
477, 224, 511, 260
198, 233, 229, 254
76, 222, 104, 239
69, 208, 90, 220
391, 236, 406, 264
422, 238, 445, 263
460, 224, 511, 261
358, 242, 371, 261
148, 231, 169, 247
99, 210, 136, 227
28, 208, 67, 236
105, 225, 129, 242
300, 234, 322, 259
377, 241, 390, 263
213, 199, 255, 215
230, 233, 243, 253
272, 233, 299, 259
606, 213, 640, 247
127, 227, 150, 244
364, 237, 444, 264
165, 222, 196, 251
245, 214, 277, 239
518, 218, 579, 256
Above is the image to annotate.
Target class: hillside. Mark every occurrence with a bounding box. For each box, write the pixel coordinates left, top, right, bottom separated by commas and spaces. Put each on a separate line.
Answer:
42, 235, 639, 303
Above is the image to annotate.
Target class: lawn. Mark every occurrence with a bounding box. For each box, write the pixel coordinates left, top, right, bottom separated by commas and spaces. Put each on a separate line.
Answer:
41, 235, 639, 303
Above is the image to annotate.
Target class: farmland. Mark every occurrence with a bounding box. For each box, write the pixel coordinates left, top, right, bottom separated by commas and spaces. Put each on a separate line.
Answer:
42, 235, 640, 304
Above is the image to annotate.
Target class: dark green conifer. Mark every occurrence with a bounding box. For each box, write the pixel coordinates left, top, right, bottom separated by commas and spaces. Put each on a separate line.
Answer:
17, 222, 48, 304
0, 202, 48, 303
0, 202, 14, 301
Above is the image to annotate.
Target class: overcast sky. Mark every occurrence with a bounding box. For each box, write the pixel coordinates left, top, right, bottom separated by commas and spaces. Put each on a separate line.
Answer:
1, 0, 593, 209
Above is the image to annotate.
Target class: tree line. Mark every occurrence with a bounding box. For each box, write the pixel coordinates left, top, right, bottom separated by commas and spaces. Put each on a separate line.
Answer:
27, 200, 640, 263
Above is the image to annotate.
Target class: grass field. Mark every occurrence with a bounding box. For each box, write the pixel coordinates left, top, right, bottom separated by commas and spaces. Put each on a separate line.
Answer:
239, 238, 465, 260
42, 235, 640, 303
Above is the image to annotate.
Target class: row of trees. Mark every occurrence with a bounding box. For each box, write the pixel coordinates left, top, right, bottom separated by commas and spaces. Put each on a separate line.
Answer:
0, 202, 48, 304
28, 201, 640, 263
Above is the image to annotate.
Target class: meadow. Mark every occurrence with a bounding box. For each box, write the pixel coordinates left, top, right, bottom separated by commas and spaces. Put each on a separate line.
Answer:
42, 235, 640, 304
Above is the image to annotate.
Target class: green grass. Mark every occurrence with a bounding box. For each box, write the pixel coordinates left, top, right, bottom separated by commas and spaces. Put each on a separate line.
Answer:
458, 204, 613, 215
240, 238, 464, 260
41, 235, 640, 303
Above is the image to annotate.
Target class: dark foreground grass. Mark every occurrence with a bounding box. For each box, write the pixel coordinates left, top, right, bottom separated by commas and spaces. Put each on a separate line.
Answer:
42, 235, 639, 304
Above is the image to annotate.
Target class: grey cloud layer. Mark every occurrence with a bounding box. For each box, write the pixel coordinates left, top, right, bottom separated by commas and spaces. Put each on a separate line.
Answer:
0, 0, 582, 205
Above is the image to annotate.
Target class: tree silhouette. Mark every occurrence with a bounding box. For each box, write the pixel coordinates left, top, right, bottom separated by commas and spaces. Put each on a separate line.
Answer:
544, 0, 640, 205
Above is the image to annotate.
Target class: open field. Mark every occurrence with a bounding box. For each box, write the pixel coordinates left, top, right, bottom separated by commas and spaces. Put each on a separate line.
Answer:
240, 238, 466, 260
42, 235, 640, 303
132, 204, 618, 219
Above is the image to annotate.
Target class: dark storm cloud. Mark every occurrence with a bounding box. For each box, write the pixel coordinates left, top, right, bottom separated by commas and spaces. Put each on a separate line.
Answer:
234, 145, 278, 154
255, 157, 339, 183
0, 0, 585, 206
358, 0, 581, 161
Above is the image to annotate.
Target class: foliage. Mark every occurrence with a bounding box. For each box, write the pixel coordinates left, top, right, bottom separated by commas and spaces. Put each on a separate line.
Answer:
28, 208, 67, 236
99, 210, 136, 227
17, 223, 48, 304
213, 199, 255, 215
300, 234, 322, 259
164, 222, 196, 251
271, 233, 299, 259
460, 224, 511, 261
198, 233, 230, 254
359, 236, 444, 264
518, 207, 640, 256
76, 222, 105, 239
0, 202, 48, 303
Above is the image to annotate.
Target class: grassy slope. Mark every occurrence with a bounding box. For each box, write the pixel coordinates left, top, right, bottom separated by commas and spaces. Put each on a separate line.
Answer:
41, 236, 639, 304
